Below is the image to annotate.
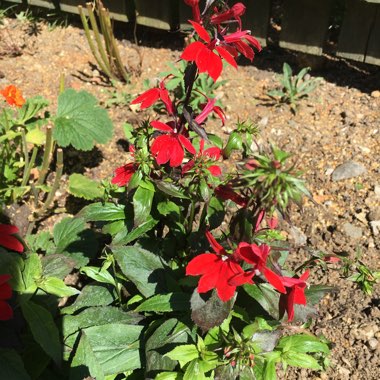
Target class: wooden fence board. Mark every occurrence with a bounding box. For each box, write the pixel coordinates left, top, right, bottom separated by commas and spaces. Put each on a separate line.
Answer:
337, 0, 377, 62
279, 0, 333, 55
134, 0, 178, 30
365, 6, 380, 65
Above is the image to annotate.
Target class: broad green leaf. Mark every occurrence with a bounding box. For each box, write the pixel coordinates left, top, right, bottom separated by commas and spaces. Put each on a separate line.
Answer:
26, 127, 45, 145
165, 345, 199, 368
81, 323, 143, 375
53, 217, 86, 253
17, 95, 49, 124
157, 200, 181, 217
113, 246, 167, 297
0, 349, 31, 380
183, 359, 206, 380
70, 331, 105, 380
61, 284, 115, 315
155, 372, 183, 380
80, 266, 115, 286
53, 89, 113, 151
156, 180, 189, 199
25, 231, 54, 254
112, 217, 158, 245
283, 351, 321, 370
191, 290, 234, 332
41, 254, 76, 279
39, 277, 80, 297
22, 253, 43, 292
135, 293, 190, 312
133, 184, 154, 226
78, 202, 125, 222
277, 334, 329, 354
68, 173, 104, 200
146, 319, 190, 374
20, 300, 61, 365
0, 249, 24, 292
263, 359, 278, 380
63, 306, 143, 347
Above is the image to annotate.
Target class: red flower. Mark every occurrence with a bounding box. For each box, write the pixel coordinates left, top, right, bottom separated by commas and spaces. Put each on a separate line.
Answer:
112, 163, 136, 187
131, 81, 174, 114
150, 121, 196, 167
279, 270, 309, 322
182, 139, 222, 177
0, 85, 25, 107
186, 231, 244, 301
214, 185, 248, 207
0, 274, 13, 321
0, 224, 24, 253
195, 97, 226, 126
231, 243, 286, 293
184, 0, 201, 23
210, 3, 246, 28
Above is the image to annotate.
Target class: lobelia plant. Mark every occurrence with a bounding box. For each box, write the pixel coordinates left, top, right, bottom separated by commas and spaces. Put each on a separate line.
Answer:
2, 1, 367, 379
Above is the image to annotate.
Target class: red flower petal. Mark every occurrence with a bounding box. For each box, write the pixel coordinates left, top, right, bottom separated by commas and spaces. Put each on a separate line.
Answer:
205, 231, 226, 255
207, 165, 222, 176
0, 281, 12, 300
229, 270, 254, 286
178, 134, 196, 155
197, 49, 223, 82
0, 274, 12, 285
111, 163, 135, 187
169, 138, 185, 167
204, 147, 221, 159
151, 135, 172, 165
186, 253, 220, 276
181, 41, 206, 61
263, 268, 286, 294
0, 224, 19, 234
0, 300, 13, 321
189, 20, 211, 43
182, 160, 195, 175
151, 120, 173, 132
198, 265, 221, 293
0, 234, 24, 253
131, 88, 160, 109
159, 87, 174, 115
215, 46, 237, 69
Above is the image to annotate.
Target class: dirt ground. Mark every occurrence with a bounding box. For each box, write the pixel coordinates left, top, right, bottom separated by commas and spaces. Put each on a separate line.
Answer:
1, 15, 379, 380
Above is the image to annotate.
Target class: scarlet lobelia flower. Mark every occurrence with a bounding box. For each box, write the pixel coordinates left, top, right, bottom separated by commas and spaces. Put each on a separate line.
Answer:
0, 224, 24, 253
195, 97, 226, 126
150, 121, 196, 167
186, 231, 245, 301
182, 139, 222, 177
112, 145, 138, 187
0, 274, 13, 321
184, 0, 201, 23
181, 20, 261, 81
0, 85, 25, 108
210, 3, 246, 28
279, 270, 309, 322
214, 185, 248, 207
131, 81, 174, 115
230, 243, 286, 294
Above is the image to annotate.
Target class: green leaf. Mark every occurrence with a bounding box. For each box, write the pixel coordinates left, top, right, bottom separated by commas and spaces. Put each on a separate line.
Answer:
155, 372, 183, 380
63, 306, 142, 348
17, 95, 49, 124
53, 88, 113, 151
53, 217, 86, 253
68, 173, 104, 200
41, 254, 76, 279
277, 334, 330, 354
165, 345, 199, 367
135, 293, 190, 312
39, 277, 80, 297
22, 253, 43, 292
190, 290, 234, 332
263, 359, 278, 380
0, 249, 24, 292
133, 184, 154, 226
157, 200, 181, 217
80, 266, 115, 286
78, 202, 125, 222
156, 180, 189, 199
80, 324, 143, 375
305, 285, 337, 306
20, 300, 61, 365
61, 284, 115, 315
0, 349, 31, 380
113, 245, 167, 297
71, 331, 105, 380
26, 127, 45, 145
283, 351, 321, 370
112, 217, 158, 245
183, 359, 206, 380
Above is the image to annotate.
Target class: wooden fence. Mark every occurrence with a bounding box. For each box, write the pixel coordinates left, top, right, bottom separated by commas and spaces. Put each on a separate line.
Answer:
4, 0, 380, 66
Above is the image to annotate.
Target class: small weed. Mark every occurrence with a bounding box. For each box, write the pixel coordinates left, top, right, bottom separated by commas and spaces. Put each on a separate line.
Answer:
103, 88, 132, 108
268, 62, 322, 113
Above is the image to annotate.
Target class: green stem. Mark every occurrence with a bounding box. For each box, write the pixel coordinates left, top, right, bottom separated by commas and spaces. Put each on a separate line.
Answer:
36, 126, 53, 186
20, 128, 29, 184
198, 201, 209, 232
187, 200, 196, 235
21, 146, 37, 187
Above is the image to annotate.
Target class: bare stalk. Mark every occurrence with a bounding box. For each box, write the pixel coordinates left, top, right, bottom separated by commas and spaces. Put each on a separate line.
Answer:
37, 125, 53, 186
21, 146, 37, 187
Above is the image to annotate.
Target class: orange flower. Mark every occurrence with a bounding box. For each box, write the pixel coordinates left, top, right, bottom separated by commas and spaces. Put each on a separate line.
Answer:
0, 85, 26, 107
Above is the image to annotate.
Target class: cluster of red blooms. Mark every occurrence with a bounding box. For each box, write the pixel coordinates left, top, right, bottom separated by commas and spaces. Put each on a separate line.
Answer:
0, 85, 25, 108
0, 224, 24, 321
186, 230, 309, 322
112, 1, 261, 186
